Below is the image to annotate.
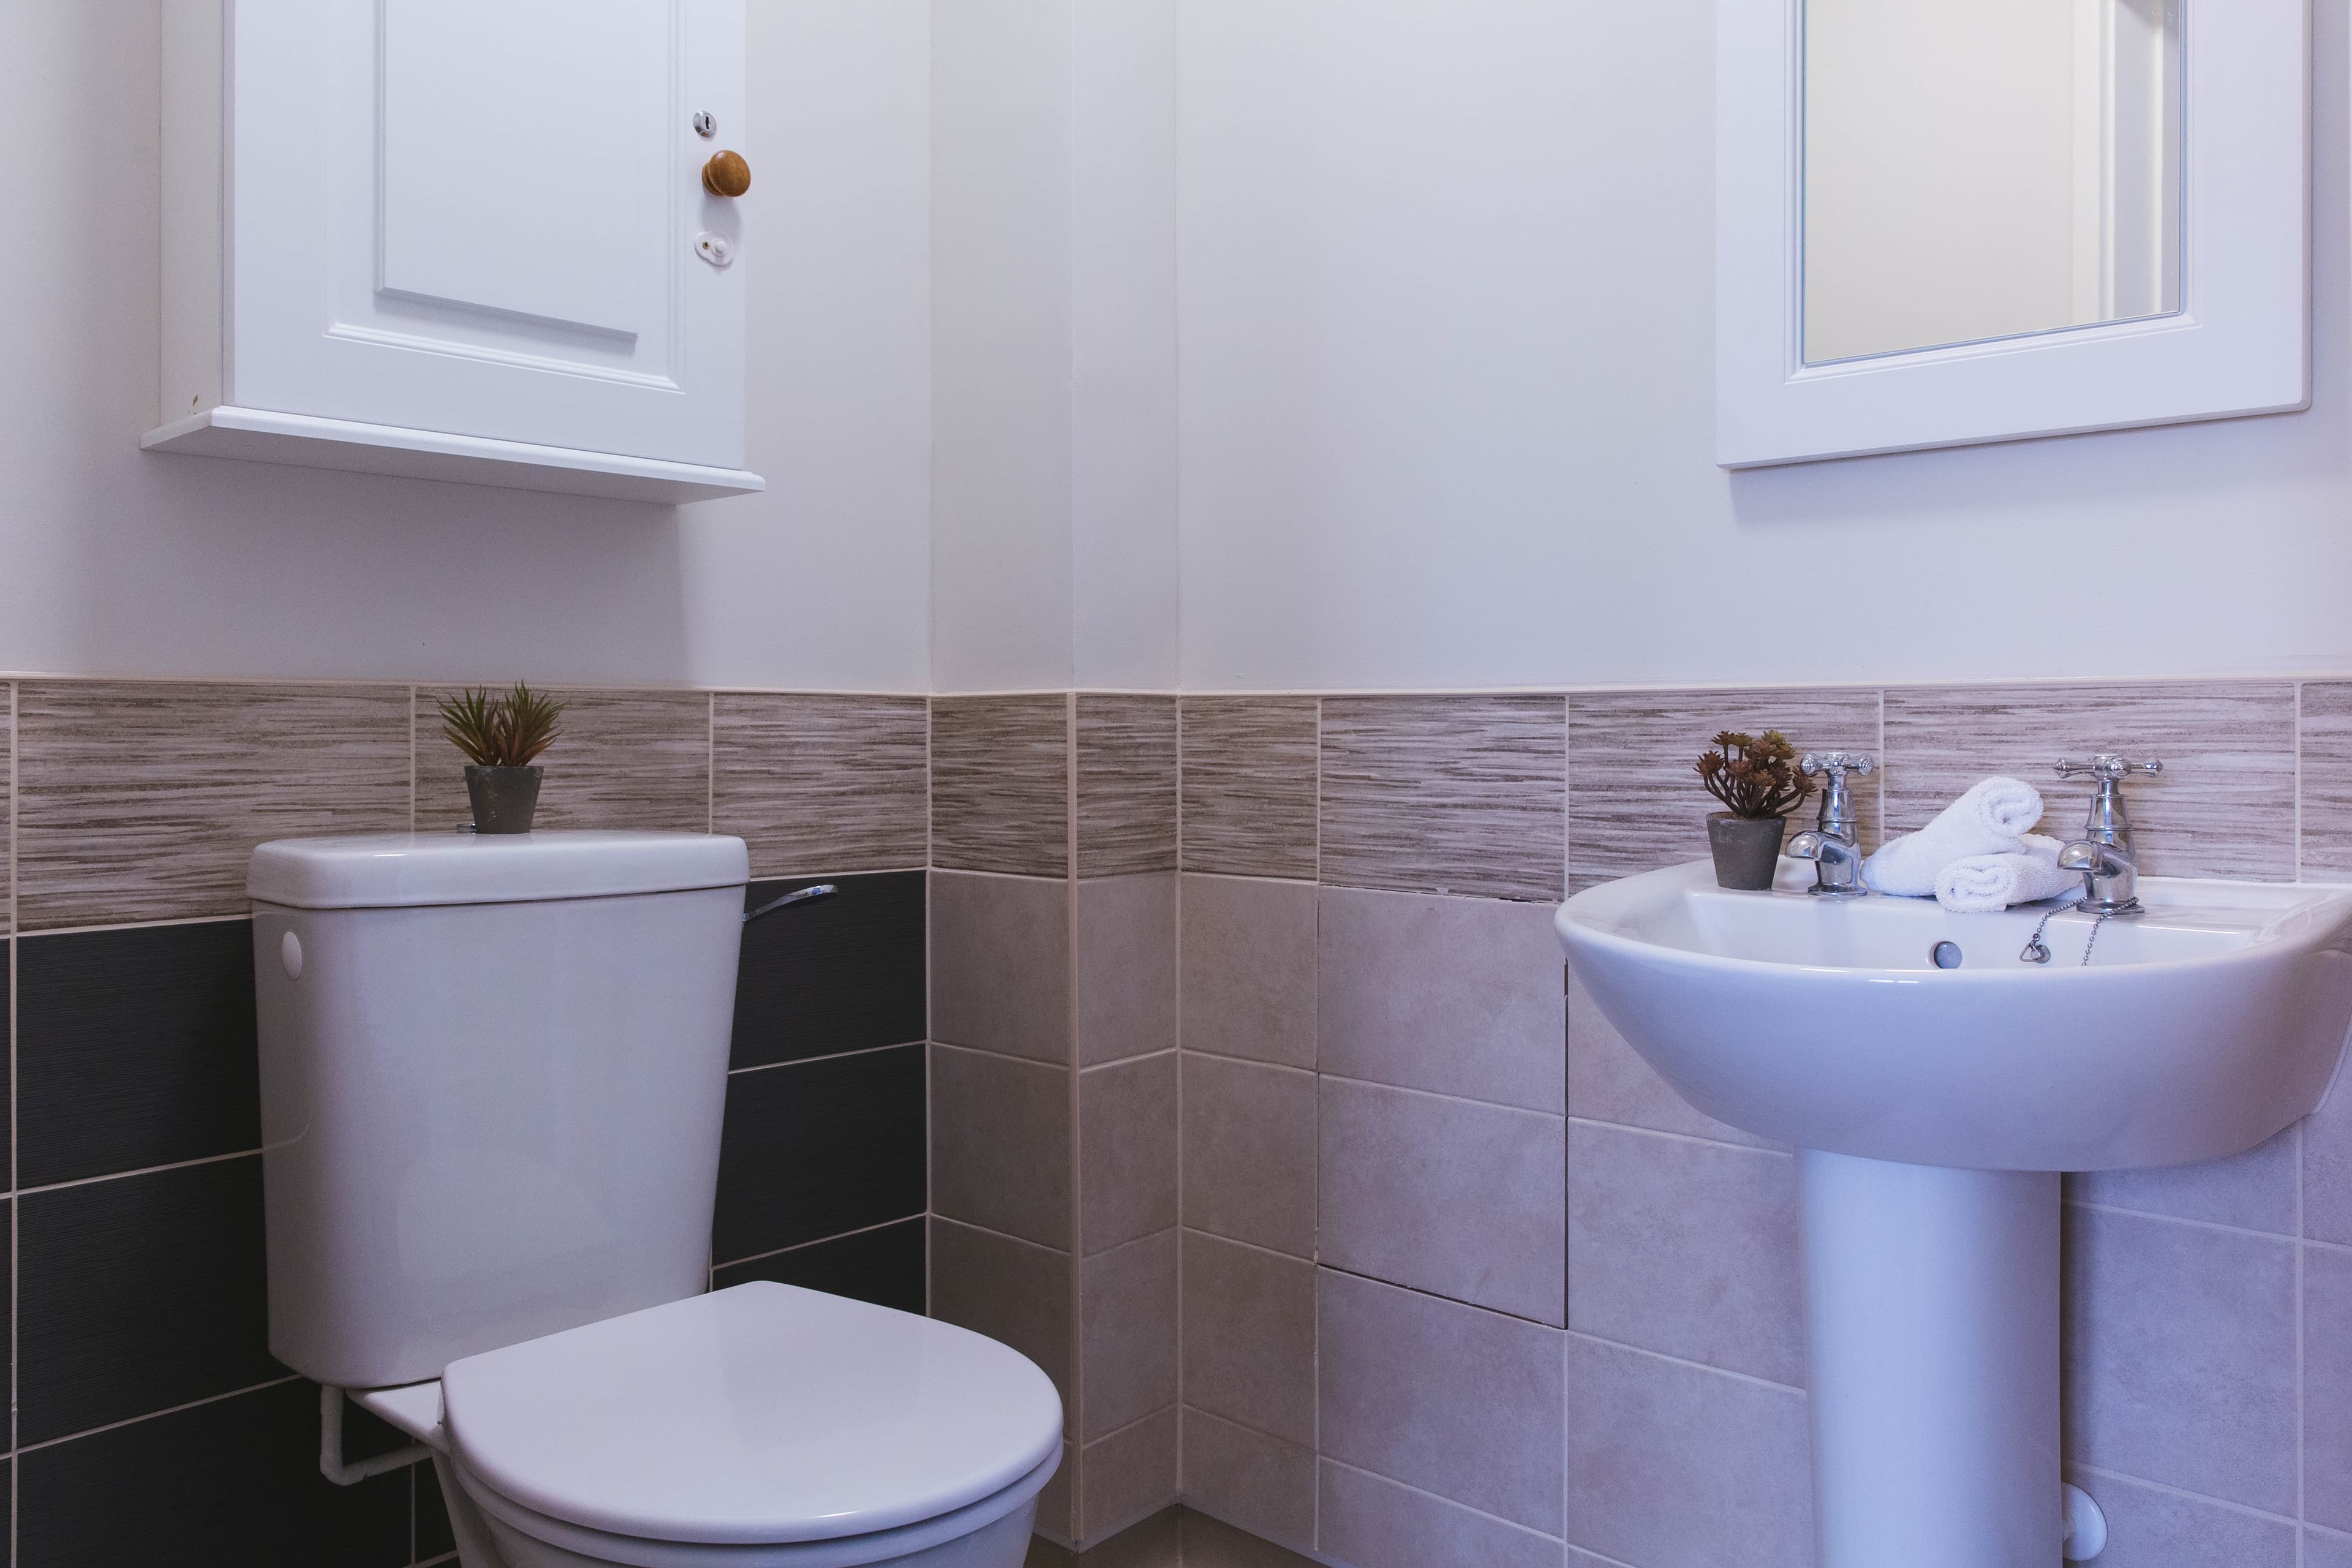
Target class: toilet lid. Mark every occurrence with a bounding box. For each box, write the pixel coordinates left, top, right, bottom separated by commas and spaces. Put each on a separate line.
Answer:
440, 1281, 1064, 1546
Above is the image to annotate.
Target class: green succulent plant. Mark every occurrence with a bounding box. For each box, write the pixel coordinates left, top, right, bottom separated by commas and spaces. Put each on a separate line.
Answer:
1696, 729, 1814, 820
438, 683, 566, 769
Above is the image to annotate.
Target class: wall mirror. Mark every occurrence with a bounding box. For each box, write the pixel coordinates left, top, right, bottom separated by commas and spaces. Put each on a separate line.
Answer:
1718, 0, 2308, 468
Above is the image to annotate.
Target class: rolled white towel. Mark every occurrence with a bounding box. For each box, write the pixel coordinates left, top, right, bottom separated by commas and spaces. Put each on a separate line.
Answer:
1861, 777, 2046, 896
1934, 835, 2082, 914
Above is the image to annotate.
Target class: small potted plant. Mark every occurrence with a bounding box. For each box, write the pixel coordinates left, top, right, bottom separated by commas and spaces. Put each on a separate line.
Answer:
439, 683, 566, 834
1697, 729, 1813, 891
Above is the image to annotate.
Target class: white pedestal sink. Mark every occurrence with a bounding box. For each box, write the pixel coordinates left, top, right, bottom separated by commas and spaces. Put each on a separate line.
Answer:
1556, 860, 2352, 1568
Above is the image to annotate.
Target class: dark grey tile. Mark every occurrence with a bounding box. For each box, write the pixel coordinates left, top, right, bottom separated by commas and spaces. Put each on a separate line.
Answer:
1078, 696, 1178, 877
710, 1045, 926, 1265
1569, 688, 1881, 892
712, 1216, 926, 1316
1563, 1334, 1814, 1568
931, 1218, 1072, 1415
416, 686, 709, 832
1180, 698, 1319, 881
2063, 1205, 2297, 1512
19, 1378, 410, 1568
17, 681, 413, 930
1320, 696, 1565, 902
1319, 1461, 1566, 1568
731, 872, 927, 1070
18, 919, 260, 1187
2, 680, 13, 933
19, 1155, 280, 1446
417, 1453, 456, 1559
712, 693, 930, 876
1883, 683, 2297, 881
2302, 682, 2352, 878
933, 695, 1071, 877
932, 1043, 1072, 1248
1319, 1267, 1564, 1532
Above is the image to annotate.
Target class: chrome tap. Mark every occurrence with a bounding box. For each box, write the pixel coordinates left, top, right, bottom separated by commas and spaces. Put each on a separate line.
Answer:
2054, 755, 2163, 915
1785, 752, 1875, 899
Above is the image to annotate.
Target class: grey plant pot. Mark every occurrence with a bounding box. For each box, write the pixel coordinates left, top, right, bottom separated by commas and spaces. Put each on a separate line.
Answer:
466, 766, 543, 835
1707, 812, 1785, 891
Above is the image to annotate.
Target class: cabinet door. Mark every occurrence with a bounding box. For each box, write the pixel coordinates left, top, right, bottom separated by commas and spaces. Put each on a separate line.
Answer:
227, 0, 745, 469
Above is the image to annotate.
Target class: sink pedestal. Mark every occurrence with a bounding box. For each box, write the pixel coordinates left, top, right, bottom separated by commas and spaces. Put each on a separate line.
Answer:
1801, 1152, 2061, 1568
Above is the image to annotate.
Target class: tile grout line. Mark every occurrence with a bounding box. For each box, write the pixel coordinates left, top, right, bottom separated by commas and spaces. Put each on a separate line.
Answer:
2298, 1114, 2308, 1550
714, 1213, 927, 1275
8, 678, 15, 1564
1316, 1455, 1567, 1548
2066, 1196, 2304, 1246
1065, 692, 1084, 1532
1172, 696, 1186, 1515
728, 1040, 925, 1077
1310, 694, 1324, 1555
924, 699, 935, 1323
1559, 1328, 1807, 1397
14, 1373, 304, 1456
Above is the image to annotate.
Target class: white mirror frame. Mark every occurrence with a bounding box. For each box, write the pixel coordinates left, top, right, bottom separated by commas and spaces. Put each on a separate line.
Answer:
1717, 0, 2309, 469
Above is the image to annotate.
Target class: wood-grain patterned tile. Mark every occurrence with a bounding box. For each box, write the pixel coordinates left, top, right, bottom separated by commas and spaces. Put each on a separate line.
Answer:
1882, 682, 2296, 881
1568, 688, 1882, 892
712, 694, 929, 878
1077, 696, 1177, 878
2, 682, 13, 934
1320, 696, 1564, 902
932, 695, 1070, 877
1179, 697, 1318, 880
2301, 683, 2352, 879
17, 682, 410, 930
417, 687, 710, 834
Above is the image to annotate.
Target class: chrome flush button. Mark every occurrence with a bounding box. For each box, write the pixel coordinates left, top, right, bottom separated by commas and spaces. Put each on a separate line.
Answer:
281, 930, 304, 981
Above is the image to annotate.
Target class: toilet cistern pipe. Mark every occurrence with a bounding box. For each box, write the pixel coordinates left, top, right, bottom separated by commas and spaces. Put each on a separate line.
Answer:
318, 1385, 434, 1486
744, 883, 835, 924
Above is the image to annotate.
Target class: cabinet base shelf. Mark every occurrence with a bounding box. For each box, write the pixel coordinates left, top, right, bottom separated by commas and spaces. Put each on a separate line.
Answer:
141, 407, 765, 505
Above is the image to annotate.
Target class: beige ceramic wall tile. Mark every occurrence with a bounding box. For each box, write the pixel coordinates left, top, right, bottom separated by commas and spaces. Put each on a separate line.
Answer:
2301, 682, 2352, 878
1568, 688, 1881, 893
933, 695, 1070, 876
1180, 698, 1319, 881
1080, 1405, 1180, 1544
417, 687, 710, 834
1080, 1052, 1180, 1254
930, 1043, 1072, 1248
711, 693, 929, 876
17, 681, 411, 929
1078, 696, 1178, 878
1320, 696, 1565, 902
1081, 1229, 1180, 1441
929, 1216, 1072, 1415
1882, 683, 2296, 880
1319, 1461, 1567, 1568
1180, 1415, 1318, 1557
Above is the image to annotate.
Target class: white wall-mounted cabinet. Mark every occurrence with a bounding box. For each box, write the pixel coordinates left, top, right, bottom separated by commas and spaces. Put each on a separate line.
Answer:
148, 0, 763, 503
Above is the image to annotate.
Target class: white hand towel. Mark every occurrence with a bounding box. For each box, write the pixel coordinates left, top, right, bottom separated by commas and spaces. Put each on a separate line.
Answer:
1934, 835, 2082, 913
1861, 777, 2046, 896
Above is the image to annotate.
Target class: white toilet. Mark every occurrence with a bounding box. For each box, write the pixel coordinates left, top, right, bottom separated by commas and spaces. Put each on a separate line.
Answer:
248, 831, 1061, 1568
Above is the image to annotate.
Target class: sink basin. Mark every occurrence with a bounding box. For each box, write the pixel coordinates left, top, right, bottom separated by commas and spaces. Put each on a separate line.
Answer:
1556, 858, 2352, 1170
1556, 858, 2352, 1568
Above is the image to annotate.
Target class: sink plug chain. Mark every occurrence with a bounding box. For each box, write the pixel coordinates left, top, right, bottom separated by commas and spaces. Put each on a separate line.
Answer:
2019, 906, 2115, 967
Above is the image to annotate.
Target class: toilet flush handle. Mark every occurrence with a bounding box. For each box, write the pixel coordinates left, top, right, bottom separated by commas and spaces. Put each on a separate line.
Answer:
744, 883, 837, 924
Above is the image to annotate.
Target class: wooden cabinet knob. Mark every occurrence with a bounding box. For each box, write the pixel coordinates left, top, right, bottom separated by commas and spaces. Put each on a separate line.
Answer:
701, 150, 751, 198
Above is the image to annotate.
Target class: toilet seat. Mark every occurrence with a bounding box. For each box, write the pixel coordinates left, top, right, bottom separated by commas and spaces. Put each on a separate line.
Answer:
453, 1450, 1057, 1568
439, 1281, 1063, 1555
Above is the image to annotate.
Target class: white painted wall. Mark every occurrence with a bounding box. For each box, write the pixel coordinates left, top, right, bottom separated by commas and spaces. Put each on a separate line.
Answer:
1175, 0, 2352, 692
0, 0, 932, 690
930, 0, 1179, 693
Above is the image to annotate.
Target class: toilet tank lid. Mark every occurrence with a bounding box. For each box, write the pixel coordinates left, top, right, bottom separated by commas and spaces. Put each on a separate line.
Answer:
249, 831, 750, 910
